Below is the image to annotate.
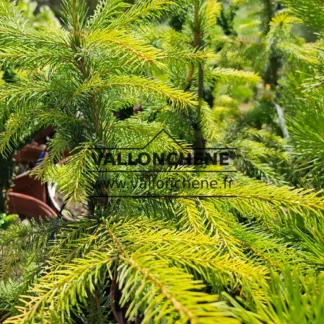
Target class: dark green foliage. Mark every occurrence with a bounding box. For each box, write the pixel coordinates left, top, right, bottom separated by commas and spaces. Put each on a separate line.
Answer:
245, 100, 276, 129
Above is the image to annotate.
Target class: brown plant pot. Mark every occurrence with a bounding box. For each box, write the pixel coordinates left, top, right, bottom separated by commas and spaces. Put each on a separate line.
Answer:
8, 192, 57, 222
12, 171, 46, 203
9, 140, 73, 222
12, 144, 45, 163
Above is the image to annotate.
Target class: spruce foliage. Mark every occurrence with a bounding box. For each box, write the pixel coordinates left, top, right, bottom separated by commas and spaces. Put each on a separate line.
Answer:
0, 0, 323, 323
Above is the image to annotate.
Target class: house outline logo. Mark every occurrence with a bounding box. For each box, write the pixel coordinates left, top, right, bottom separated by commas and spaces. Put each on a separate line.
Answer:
89, 128, 237, 151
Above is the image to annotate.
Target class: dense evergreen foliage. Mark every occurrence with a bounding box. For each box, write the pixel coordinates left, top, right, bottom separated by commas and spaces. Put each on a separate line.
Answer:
0, 0, 323, 323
